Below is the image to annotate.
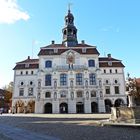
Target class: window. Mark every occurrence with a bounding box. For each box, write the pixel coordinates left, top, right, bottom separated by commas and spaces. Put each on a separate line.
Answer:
45, 60, 52, 68
45, 92, 51, 98
115, 69, 118, 73
30, 81, 33, 85
82, 48, 86, 53
60, 74, 67, 86
25, 63, 29, 68
114, 86, 119, 94
77, 91, 83, 98
19, 88, 24, 96
45, 74, 52, 86
20, 71, 23, 75
108, 61, 112, 66
110, 69, 112, 73
88, 60, 95, 67
89, 73, 96, 85
60, 91, 66, 98
114, 80, 118, 84
28, 88, 33, 96
20, 82, 24, 86
54, 49, 58, 53
104, 69, 106, 73
91, 91, 96, 97
105, 86, 110, 94
31, 71, 34, 75
26, 71, 28, 75
106, 80, 109, 84
76, 73, 83, 85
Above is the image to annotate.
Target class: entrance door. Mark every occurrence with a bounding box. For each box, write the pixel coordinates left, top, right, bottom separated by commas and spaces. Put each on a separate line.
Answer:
60, 103, 68, 113
76, 102, 84, 113
91, 102, 98, 113
114, 99, 124, 107
44, 103, 52, 113
105, 99, 112, 113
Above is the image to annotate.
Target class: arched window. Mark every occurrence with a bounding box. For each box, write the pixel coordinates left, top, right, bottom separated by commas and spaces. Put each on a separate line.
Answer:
45, 60, 52, 68
88, 60, 95, 67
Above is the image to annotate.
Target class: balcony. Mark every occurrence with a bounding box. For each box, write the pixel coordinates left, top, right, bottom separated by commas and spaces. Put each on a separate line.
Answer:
53, 65, 88, 71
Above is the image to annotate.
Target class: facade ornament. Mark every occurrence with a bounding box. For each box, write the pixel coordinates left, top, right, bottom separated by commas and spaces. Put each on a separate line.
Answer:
54, 92, 57, 100
71, 92, 74, 100
86, 91, 89, 100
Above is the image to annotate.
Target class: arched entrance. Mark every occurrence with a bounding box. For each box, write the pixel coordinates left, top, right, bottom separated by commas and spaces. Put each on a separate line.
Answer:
105, 99, 112, 113
76, 102, 84, 113
60, 103, 68, 113
15, 100, 24, 113
27, 100, 35, 113
114, 99, 124, 107
44, 103, 52, 113
91, 102, 98, 113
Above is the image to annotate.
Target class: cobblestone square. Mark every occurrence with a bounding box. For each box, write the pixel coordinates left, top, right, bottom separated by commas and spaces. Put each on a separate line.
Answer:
0, 114, 140, 140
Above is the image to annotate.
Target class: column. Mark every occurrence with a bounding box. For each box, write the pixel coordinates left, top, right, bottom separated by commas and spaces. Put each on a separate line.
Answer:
53, 101, 59, 113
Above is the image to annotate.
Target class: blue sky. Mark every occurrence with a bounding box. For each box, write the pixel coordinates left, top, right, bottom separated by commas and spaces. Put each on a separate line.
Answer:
0, 0, 140, 88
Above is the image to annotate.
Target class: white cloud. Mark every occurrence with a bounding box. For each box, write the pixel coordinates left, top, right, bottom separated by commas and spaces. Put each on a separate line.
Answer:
100, 26, 120, 33
0, 0, 30, 24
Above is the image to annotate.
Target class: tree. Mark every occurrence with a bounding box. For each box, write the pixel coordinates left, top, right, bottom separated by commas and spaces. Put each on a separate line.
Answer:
2, 82, 13, 111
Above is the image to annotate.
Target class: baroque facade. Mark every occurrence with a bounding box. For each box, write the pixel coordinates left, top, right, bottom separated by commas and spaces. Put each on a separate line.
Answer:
12, 9, 127, 114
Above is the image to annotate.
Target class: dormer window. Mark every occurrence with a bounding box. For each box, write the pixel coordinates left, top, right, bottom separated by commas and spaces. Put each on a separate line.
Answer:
108, 61, 112, 66
45, 60, 52, 68
25, 63, 30, 68
88, 60, 95, 67
54, 49, 58, 53
82, 48, 86, 53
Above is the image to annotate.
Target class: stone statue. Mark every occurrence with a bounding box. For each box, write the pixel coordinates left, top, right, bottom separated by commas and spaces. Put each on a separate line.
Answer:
126, 74, 140, 107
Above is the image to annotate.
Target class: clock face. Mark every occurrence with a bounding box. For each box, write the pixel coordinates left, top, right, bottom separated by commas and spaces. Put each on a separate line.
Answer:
67, 51, 75, 64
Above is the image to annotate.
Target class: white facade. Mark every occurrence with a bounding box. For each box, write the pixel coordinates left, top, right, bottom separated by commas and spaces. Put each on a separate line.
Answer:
12, 10, 127, 114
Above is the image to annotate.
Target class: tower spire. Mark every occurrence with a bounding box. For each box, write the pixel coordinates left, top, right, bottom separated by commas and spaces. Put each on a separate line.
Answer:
68, 3, 72, 13
62, 7, 78, 47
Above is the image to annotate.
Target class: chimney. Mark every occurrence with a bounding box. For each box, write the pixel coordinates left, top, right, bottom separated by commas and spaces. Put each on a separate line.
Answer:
81, 40, 85, 44
51, 40, 55, 44
28, 56, 30, 59
107, 54, 111, 59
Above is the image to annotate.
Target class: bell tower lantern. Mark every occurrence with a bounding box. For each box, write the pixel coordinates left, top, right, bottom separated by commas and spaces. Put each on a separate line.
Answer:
62, 8, 78, 47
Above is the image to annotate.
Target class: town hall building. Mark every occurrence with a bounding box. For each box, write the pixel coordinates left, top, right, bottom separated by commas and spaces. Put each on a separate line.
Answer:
12, 9, 127, 114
